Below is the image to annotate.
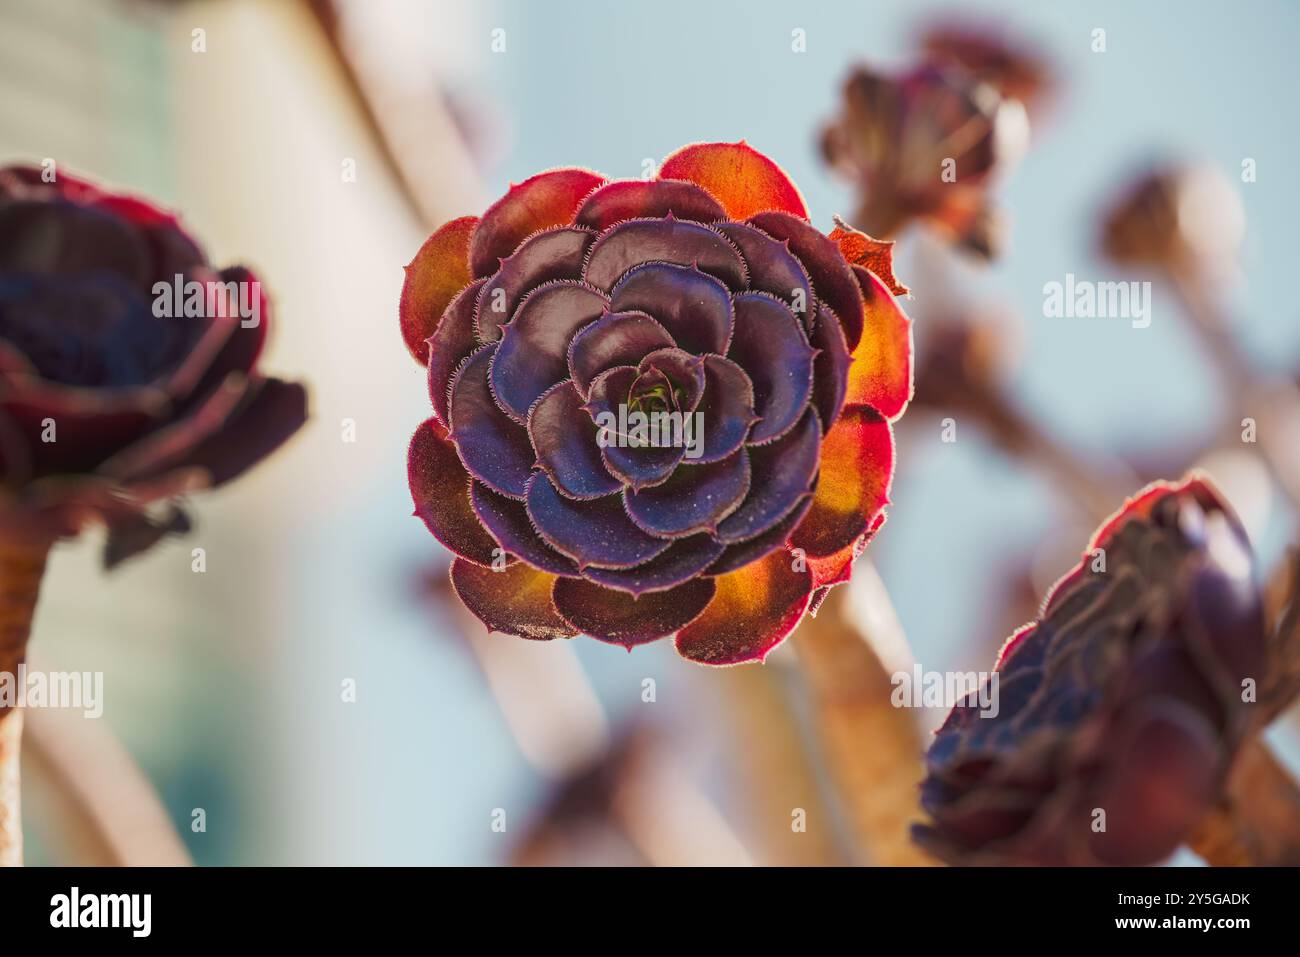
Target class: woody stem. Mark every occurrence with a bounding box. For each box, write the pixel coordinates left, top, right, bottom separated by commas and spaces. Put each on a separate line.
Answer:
1168, 267, 1300, 519
853, 195, 911, 242
975, 392, 1128, 524
1187, 734, 1300, 866
0, 538, 51, 868
794, 571, 935, 865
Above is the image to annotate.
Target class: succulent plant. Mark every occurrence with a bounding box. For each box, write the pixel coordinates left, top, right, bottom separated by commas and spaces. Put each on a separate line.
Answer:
916, 477, 1267, 865
821, 64, 1028, 257
403, 142, 912, 664
0, 165, 307, 557
0, 163, 307, 866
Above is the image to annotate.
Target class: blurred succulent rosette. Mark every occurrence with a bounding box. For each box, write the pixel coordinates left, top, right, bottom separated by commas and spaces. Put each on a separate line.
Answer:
918, 19, 1053, 112
915, 477, 1267, 865
403, 142, 912, 665
0, 165, 308, 557
0, 163, 307, 866
821, 63, 1029, 258
1100, 164, 1245, 280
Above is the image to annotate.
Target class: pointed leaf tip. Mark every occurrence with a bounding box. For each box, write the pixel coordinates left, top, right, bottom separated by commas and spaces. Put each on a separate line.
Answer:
829, 218, 909, 297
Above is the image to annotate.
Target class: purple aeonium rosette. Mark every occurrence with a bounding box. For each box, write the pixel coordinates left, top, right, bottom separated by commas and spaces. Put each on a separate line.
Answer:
402, 142, 913, 665
915, 477, 1266, 865
0, 164, 307, 557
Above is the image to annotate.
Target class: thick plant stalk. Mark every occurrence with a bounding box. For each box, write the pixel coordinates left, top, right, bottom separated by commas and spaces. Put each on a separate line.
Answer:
1188, 736, 1300, 866
439, 591, 747, 865
716, 664, 847, 865
0, 538, 51, 867
0, 708, 20, 867
794, 574, 934, 866
609, 749, 753, 867
22, 703, 192, 866
303, 0, 486, 230
463, 630, 608, 779
1168, 268, 1300, 519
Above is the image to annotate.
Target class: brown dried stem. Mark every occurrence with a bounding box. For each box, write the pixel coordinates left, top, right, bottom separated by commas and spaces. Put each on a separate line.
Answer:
461, 630, 608, 780
1188, 736, 1300, 866
1263, 549, 1300, 720
438, 594, 750, 865
972, 395, 1129, 524
1168, 267, 1300, 517
794, 574, 934, 865
0, 537, 51, 867
21, 701, 192, 866
715, 664, 847, 865
911, 318, 1134, 524
303, 0, 485, 230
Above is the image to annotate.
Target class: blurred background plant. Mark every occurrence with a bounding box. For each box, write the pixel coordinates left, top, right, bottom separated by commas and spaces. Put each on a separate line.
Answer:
2, 0, 1297, 865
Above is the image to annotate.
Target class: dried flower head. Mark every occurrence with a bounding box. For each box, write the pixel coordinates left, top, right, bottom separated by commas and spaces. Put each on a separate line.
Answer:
403, 142, 912, 664
821, 64, 1028, 258
918, 19, 1053, 111
915, 476, 1266, 864
1099, 165, 1245, 278
911, 315, 1018, 433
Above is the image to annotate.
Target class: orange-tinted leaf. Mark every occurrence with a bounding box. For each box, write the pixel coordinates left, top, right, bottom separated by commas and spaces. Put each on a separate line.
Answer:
469, 168, 605, 277
659, 141, 808, 222
400, 216, 477, 364
829, 218, 909, 296
449, 558, 575, 640
791, 407, 893, 558
806, 518, 880, 591
804, 512, 885, 616
408, 417, 501, 566
674, 550, 812, 665
844, 265, 913, 420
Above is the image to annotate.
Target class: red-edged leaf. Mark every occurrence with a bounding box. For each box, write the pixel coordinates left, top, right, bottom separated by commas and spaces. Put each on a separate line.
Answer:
674, 550, 813, 665
469, 169, 605, 278
804, 513, 885, 616
843, 265, 913, 421
1039, 476, 1234, 621
829, 219, 909, 296
574, 178, 726, 230
400, 216, 477, 364
553, 576, 716, 649
747, 211, 865, 348
426, 278, 485, 427
659, 142, 808, 221
449, 558, 575, 640
791, 407, 893, 558
408, 417, 501, 566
